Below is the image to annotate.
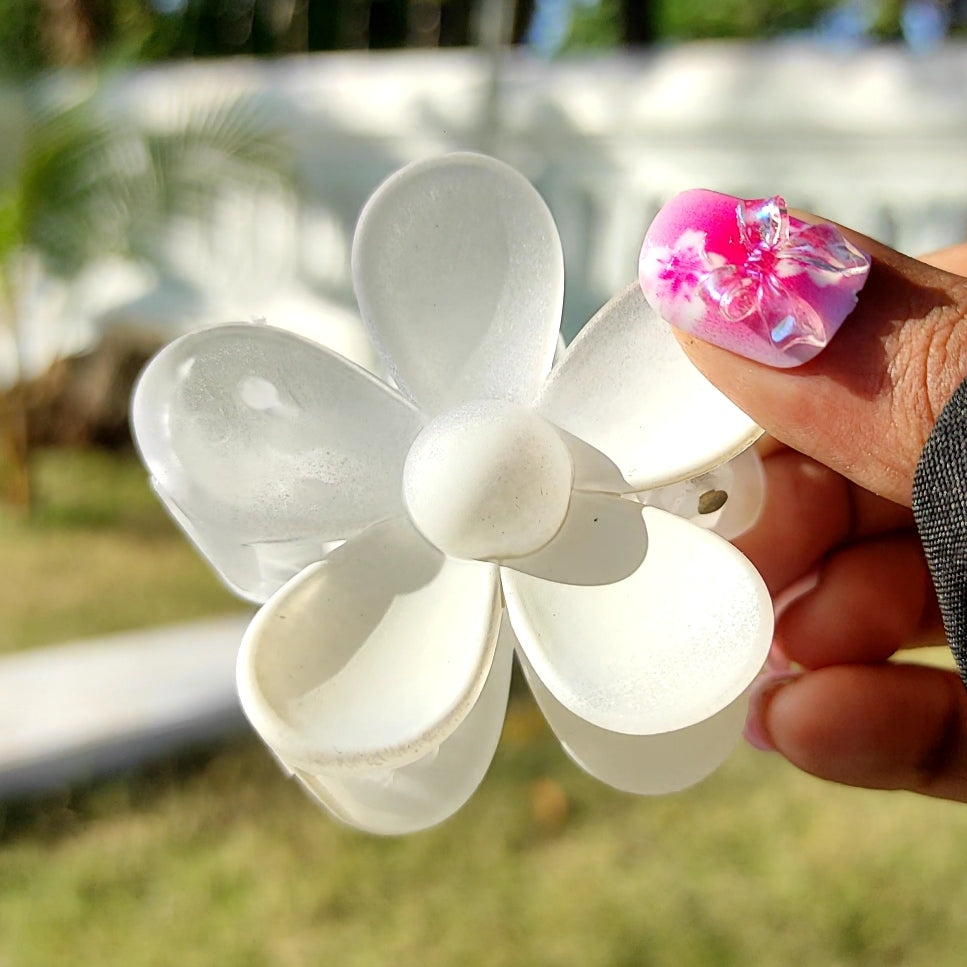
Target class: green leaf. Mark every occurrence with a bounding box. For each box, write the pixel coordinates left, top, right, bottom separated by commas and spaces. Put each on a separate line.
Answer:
5, 79, 292, 284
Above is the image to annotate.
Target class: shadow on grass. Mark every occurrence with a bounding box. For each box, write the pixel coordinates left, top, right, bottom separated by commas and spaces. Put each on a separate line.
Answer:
0, 736, 262, 846
0, 692, 575, 849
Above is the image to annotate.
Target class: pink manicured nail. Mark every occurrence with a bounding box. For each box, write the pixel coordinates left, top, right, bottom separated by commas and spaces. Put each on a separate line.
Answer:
743, 670, 803, 752
638, 190, 871, 368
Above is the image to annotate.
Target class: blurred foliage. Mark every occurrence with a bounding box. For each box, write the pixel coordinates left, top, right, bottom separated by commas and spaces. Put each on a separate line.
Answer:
0, 0, 44, 77
0, 0, 487, 71
2, 0, 963, 76
0, 77, 290, 506
0, 449, 237, 653
0, 84, 287, 335
0, 76, 289, 300
0, 0, 155, 77
564, 0, 964, 47
654, 0, 844, 40
564, 1, 623, 50
576, 0, 967, 46
4, 94, 136, 278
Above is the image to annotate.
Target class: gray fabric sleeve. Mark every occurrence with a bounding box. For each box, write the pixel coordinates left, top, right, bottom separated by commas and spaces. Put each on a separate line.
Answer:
913, 377, 967, 687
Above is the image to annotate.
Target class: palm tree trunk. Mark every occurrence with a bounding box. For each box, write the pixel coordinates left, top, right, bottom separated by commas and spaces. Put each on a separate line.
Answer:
0, 383, 31, 510
621, 0, 654, 45
0, 263, 31, 511
39, 0, 114, 65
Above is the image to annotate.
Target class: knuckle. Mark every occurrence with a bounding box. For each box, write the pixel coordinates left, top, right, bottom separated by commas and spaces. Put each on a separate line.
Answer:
888, 279, 967, 454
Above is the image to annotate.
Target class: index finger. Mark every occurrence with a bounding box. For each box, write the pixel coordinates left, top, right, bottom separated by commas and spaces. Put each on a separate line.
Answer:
920, 241, 967, 275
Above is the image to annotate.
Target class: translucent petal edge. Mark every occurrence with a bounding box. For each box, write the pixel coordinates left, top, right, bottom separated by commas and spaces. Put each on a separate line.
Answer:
522, 649, 751, 795
287, 624, 515, 835
236, 558, 504, 772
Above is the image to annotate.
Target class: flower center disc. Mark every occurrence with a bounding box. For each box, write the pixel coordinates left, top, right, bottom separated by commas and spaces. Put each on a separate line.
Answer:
403, 400, 573, 561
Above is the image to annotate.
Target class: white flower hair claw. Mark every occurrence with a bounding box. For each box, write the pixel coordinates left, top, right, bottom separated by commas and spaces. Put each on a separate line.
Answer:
132, 154, 774, 835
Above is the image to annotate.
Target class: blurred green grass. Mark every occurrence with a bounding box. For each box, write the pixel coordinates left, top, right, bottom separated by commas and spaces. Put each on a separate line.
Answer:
4, 722, 967, 967
0, 449, 239, 654
2, 450, 967, 967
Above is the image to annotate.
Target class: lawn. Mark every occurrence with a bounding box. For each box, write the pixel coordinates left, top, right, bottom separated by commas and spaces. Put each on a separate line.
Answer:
2, 449, 967, 967
0, 449, 239, 654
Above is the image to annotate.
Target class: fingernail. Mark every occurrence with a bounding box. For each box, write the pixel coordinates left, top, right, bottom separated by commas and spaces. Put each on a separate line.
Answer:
773, 570, 820, 619
743, 670, 803, 752
638, 190, 871, 368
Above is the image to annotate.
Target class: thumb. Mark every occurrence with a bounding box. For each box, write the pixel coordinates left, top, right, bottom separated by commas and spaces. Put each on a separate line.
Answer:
638, 190, 967, 506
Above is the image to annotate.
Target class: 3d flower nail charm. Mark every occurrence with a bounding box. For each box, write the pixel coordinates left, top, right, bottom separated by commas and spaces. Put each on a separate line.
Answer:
638, 189, 871, 368
132, 154, 774, 835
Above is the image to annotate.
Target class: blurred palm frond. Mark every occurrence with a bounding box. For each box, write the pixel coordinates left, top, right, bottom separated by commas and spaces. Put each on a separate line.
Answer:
6, 81, 292, 282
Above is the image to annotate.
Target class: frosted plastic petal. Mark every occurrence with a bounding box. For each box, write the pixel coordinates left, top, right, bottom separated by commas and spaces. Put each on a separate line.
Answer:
502, 507, 772, 736
519, 650, 749, 794
499, 493, 647, 586
132, 324, 423, 601
554, 427, 629, 494
236, 516, 501, 772
537, 283, 761, 491
639, 445, 766, 541
352, 153, 563, 414
151, 478, 345, 603
291, 620, 514, 835
710, 446, 766, 539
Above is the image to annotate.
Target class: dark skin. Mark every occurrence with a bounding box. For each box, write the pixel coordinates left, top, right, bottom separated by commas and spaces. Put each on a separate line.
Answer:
678, 230, 967, 801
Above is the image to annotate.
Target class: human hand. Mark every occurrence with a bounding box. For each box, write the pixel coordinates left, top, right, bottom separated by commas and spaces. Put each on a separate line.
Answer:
645, 201, 967, 801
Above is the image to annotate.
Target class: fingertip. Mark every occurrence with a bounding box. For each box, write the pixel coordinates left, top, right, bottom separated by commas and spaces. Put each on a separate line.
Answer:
773, 533, 933, 669
661, 207, 967, 506
743, 669, 801, 752
764, 663, 967, 802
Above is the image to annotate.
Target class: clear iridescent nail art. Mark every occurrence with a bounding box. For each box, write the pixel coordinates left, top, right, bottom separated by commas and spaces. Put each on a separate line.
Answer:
638, 190, 871, 368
